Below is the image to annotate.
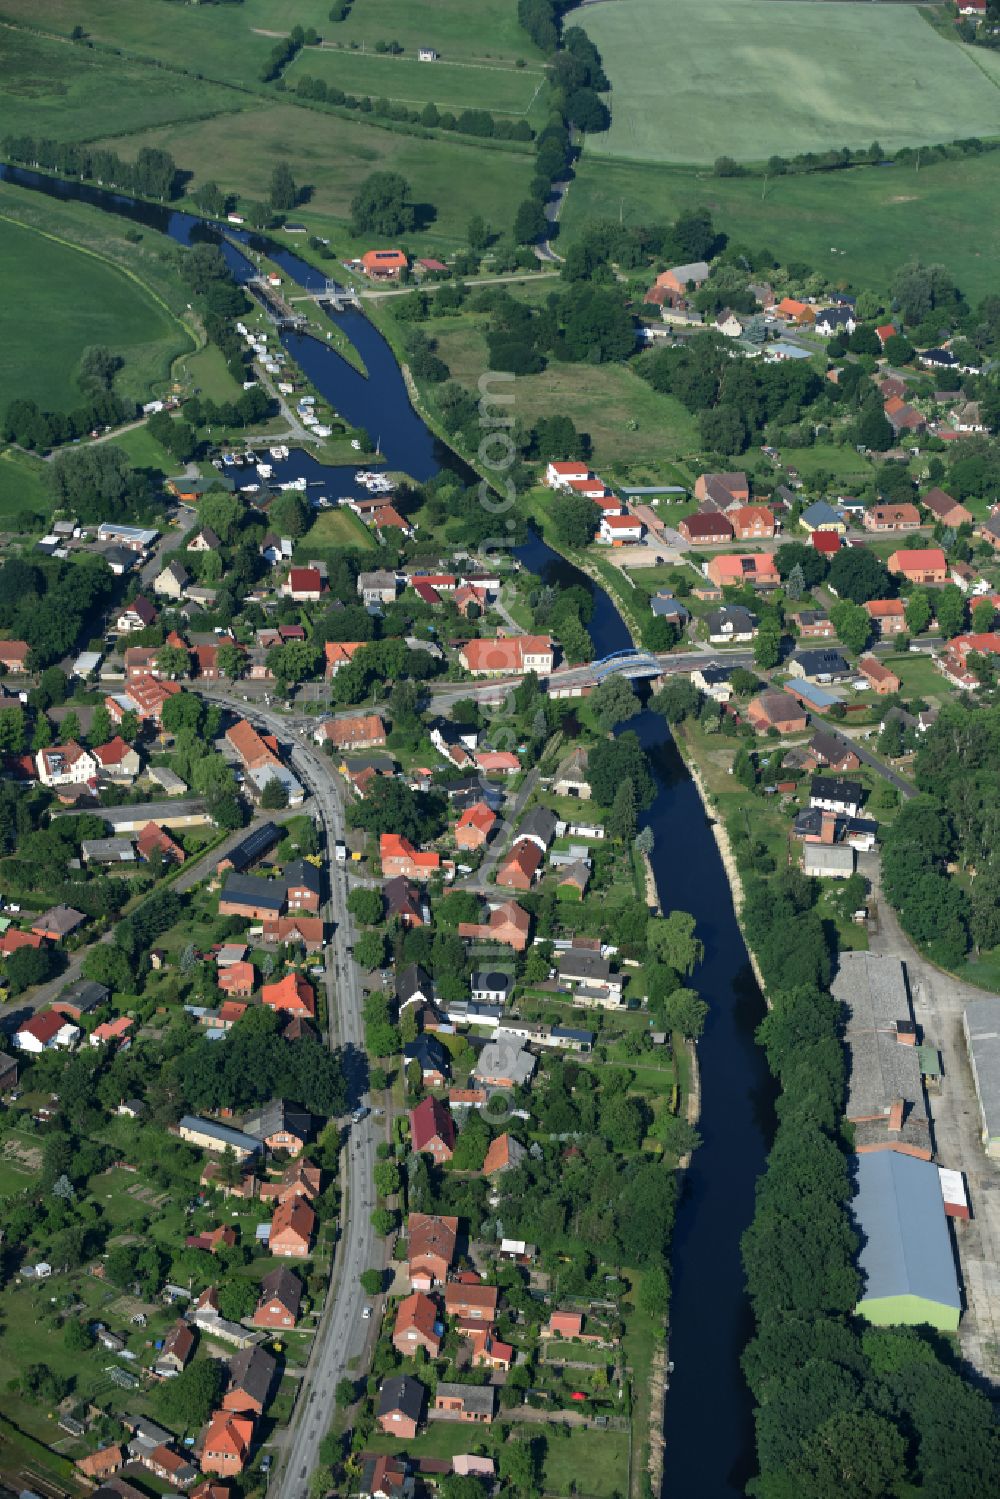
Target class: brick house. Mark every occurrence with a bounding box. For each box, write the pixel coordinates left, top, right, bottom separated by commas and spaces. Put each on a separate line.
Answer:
863, 504, 921, 532
261, 973, 315, 1018
268, 1196, 315, 1257
496, 839, 543, 891
747, 691, 809, 735
678, 512, 734, 546
459, 635, 554, 676
252, 1266, 303, 1328
392, 1292, 443, 1358
858, 655, 902, 695
887, 548, 948, 584
454, 800, 496, 850
443, 1282, 499, 1322
922, 487, 973, 528
706, 553, 780, 589
200, 1414, 254, 1477
731, 505, 775, 539
380, 834, 441, 881
407, 1213, 458, 1289
409, 1096, 456, 1164
377, 1376, 425, 1438
458, 898, 531, 953
314, 714, 388, 752
864, 599, 907, 638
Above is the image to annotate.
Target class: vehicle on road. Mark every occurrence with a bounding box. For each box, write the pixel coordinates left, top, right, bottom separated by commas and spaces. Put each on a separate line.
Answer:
362, 1306, 372, 1319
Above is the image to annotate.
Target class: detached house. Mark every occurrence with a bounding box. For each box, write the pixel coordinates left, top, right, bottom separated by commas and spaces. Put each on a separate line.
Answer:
459, 635, 554, 677
252, 1267, 303, 1329
455, 800, 497, 850
262, 973, 315, 1019
284, 568, 322, 603
406, 1212, 458, 1289
864, 599, 907, 638
154, 560, 190, 600
888, 548, 948, 585
36, 741, 97, 788
377, 1376, 425, 1438
381, 834, 440, 882
268, 1196, 315, 1258
200, 1413, 254, 1477
0, 640, 29, 673
393, 1292, 443, 1358
116, 596, 157, 633
863, 504, 921, 533
93, 736, 141, 781
409, 1096, 455, 1164
922, 487, 972, 528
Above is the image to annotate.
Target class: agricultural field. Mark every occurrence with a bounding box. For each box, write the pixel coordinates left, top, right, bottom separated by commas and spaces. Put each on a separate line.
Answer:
0, 0, 540, 87
285, 47, 548, 117
561, 148, 1000, 302
0, 447, 51, 519
577, 0, 1000, 164
0, 213, 191, 411
93, 104, 534, 250
0, 24, 247, 143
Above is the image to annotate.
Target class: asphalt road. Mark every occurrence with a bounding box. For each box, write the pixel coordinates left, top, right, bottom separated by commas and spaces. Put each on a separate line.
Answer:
822, 726, 916, 799
196, 689, 382, 1499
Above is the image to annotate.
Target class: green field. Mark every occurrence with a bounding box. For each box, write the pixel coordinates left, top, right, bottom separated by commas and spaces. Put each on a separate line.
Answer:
0, 214, 191, 411
561, 147, 1000, 301
300, 506, 377, 550
286, 47, 547, 116
0, 23, 247, 142
0, 447, 51, 518
579, 0, 1000, 164
95, 104, 533, 249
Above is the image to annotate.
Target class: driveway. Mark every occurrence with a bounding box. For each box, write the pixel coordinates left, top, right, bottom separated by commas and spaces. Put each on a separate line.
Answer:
865, 855, 1000, 1384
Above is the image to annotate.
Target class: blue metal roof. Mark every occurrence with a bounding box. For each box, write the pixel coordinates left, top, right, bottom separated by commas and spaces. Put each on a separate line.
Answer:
789, 679, 841, 709
853, 1151, 960, 1313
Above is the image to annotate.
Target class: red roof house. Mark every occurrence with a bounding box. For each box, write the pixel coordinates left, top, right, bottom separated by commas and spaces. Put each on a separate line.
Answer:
261, 972, 315, 1018
409, 1097, 455, 1163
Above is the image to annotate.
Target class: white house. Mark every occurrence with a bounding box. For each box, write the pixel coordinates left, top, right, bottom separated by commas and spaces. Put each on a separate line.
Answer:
36, 741, 98, 789
154, 561, 189, 600
115, 597, 157, 633
599, 514, 644, 546
15, 1011, 80, 1053
544, 460, 591, 490
418, 47, 438, 61
814, 307, 857, 337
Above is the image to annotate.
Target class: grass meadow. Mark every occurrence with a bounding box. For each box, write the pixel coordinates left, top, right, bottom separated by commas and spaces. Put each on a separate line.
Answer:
0, 213, 190, 410
561, 148, 1000, 301
578, 0, 1000, 164
0, 24, 246, 143
285, 47, 548, 116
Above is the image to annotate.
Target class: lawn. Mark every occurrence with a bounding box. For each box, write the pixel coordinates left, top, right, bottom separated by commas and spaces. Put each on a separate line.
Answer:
429, 318, 701, 472
177, 342, 245, 406
286, 47, 547, 116
560, 148, 1000, 303
0, 24, 247, 143
300, 506, 377, 550
94, 104, 533, 250
0, 213, 192, 411
880, 652, 949, 702
578, 0, 1000, 164
367, 1419, 628, 1498
0, 446, 51, 519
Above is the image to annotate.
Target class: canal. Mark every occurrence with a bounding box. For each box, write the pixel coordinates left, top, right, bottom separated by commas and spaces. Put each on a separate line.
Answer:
2, 162, 776, 1494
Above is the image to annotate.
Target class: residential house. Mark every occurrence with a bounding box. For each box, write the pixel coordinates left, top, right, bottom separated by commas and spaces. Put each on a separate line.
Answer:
746, 690, 809, 735
314, 714, 387, 752
776, 297, 814, 325
261, 915, 323, 952
357, 570, 399, 606
467, 1326, 514, 1370
471, 971, 514, 1005
678, 512, 734, 546
404, 1034, 450, 1086
116, 596, 158, 633
409, 1096, 455, 1164
187, 526, 221, 554
377, 1375, 425, 1437
218, 874, 286, 921
262, 973, 315, 1019
458, 899, 531, 953
223, 1346, 277, 1417
864, 599, 907, 638
81, 836, 136, 865
553, 746, 590, 799
76, 1448, 125, 1482
803, 843, 856, 878
433, 1384, 496, 1424
793, 609, 835, 639
14, 1011, 80, 1053
859, 655, 901, 695
242, 1100, 311, 1155
358, 1454, 414, 1499
454, 800, 497, 850
884, 396, 926, 434
36, 741, 98, 789
90, 1016, 135, 1048
557, 949, 624, 1007
731, 505, 774, 539
691, 665, 733, 703
459, 635, 554, 676
863, 504, 921, 532
977, 514, 1000, 552
218, 962, 255, 999
482, 1133, 526, 1176
154, 561, 190, 600
381, 834, 440, 882
496, 840, 543, 891
811, 529, 842, 558
200, 1413, 254, 1477
407, 1213, 458, 1288
444, 1282, 499, 1322
361, 249, 409, 281
599, 513, 645, 546
144, 1446, 197, 1488
815, 306, 856, 336
799, 501, 845, 534
888, 548, 948, 584
705, 605, 757, 644
473, 1033, 536, 1089
106, 678, 182, 726
284, 860, 321, 913
178, 1116, 262, 1160
810, 777, 863, 817
92, 736, 141, 781
876, 323, 897, 348
397, 964, 434, 1012
705, 553, 779, 589
384, 876, 426, 929
268, 1196, 315, 1257
806, 731, 860, 774
393, 1292, 443, 1358
694, 471, 749, 508
252, 1267, 303, 1329
137, 822, 185, 865
226, 719, 281, 774
788, 649, 852, 682
324, 641, 366, 679
545, 460, 591, 489
921, 487, 972, 527
0, 640, 29, 673
283, 568, 322, 603
650, 592, 689, 627
655, 261, 710, 297
939, 632, 1000, 688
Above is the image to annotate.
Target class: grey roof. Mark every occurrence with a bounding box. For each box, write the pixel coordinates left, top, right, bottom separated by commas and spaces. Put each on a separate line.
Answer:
435, 1382, 496, 1416
397, 963, 432, 1005
651, 593, 689, 621
242, 1099, 312, 1143
810, 776, 863, 807
57, 979, 109, 1012
801, 500, 843, 528
666, 260, 709, 284
834, 954, 927, 1151
221, 822, 282, 873
227, 1344, 277, 1408
35, 904, 86, 937
179, 1116, 262, 1153
802, 844, 855, 876
809, 730, 853, 764
794, 649, 851, 678
283, 859, 321, 895
964, 998, 1000, 1143
833, 953, 912, 1035
517, 806, 557, 848
258, 1265, 302, 1315
378, 1375, 425, 1422
221, 872, 286, 913
553, 746, 590, 784
852, 1151, 960, 1317
471, 971, 514, 997
82, 837, 136, 863
91, 797, 208, 829
404, 1035, 450, 1075
557, 949, 612, 985
706, 605, 757, 635
475, 1034, 536, 1087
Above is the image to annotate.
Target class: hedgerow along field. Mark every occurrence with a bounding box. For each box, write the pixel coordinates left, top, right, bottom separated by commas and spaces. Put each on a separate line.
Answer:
0, 212, 190, 412
577, 0, 1000, 164
561, 147, 1000, 302
285, 48, 548, 118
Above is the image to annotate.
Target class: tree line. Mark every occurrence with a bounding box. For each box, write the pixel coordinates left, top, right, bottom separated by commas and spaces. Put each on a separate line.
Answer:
294, 74, 534, 142
1, 136, 180, 200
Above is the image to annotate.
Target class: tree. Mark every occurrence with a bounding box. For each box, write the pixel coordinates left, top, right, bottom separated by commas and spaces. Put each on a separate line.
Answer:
608, 778, 638, 843
156, 1358, 223, 1432
350, 172, 415, 236
972, 599, 996, 634
0, 706, 26, 753
216, 642, 246, 680
199, 489, 243, 543
89, 702, 113, 747
935, 583, 966, 639
359, 1268, 383, 1295
335, 1377, 356, 1409
347, 887, 384, 926
355, 930, 386, 971
590, 675, 640, 732
753, 620, 782, 670
513, 198, 547, 246
270, 490, 310, 538
665, 986, 709, 1037
648, 911, 704, 976
587, 731, 654, 809
467, 214, 490, 250
827, 547, 891, 604
904, 589, 932, 637
49, 444, 142, 523
829, 600, 871, 656
217, 1278, 260, 1322
857, 399, 894, 452
156, 645, 191, 680
784, 562, 806, 601
270, 161, 298, 211
652, 677, 701, 724
260, 776, 290, 809
551, 493, 599, 548
64, 1318, 94, 1352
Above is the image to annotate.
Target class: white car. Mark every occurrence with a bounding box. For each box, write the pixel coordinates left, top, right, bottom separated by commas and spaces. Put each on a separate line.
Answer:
362, 1306, 372, 1320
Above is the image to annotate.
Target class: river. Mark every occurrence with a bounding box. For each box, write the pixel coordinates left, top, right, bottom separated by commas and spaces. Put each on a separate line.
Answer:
1, 163, 775, 1495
